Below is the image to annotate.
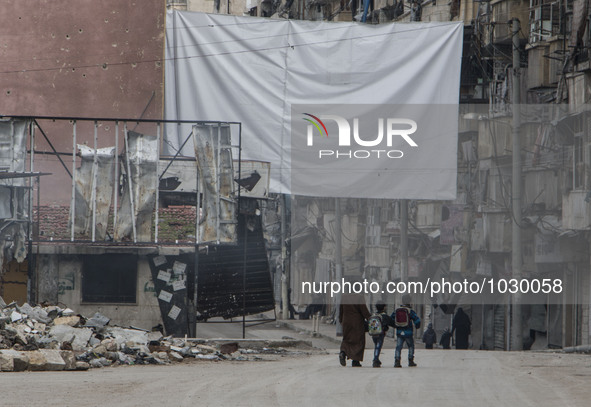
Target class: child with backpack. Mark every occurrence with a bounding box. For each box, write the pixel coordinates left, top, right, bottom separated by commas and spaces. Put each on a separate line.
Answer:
391, 294, 421, 367
367, 300, 391, 368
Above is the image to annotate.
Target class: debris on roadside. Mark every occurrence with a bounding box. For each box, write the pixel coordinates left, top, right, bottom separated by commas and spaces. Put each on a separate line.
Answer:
0, 299, 312, 372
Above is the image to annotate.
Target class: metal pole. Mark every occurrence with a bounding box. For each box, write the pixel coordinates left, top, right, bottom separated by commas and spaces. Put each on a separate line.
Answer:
155, 123, 161, 243
400, 199, 408, 283
29, 121, 35, 240
70, 121, 77, 242
216, 125, 221, 243
123, 123, 137, 243
114, 122, 119, 230
243, 215, 248, 339
281, 194, 288, 320
91, 121, 98, 242
511, 17, 523, 351
335, 198, 343, 336
192, 126, 200, 338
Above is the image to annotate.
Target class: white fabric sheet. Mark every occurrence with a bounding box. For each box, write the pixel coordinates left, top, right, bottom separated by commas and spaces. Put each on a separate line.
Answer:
164, 11, 463, 199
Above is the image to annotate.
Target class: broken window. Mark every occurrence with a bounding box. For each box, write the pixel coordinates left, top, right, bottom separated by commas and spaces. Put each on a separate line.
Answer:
529, 0, 562, 43
81, 254, 137, 303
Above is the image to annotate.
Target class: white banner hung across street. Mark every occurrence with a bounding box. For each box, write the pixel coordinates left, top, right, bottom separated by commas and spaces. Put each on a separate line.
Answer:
164, 10, 463, 199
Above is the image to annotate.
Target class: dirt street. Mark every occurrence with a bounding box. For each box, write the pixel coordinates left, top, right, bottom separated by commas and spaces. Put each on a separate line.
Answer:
1, 346, 590, 407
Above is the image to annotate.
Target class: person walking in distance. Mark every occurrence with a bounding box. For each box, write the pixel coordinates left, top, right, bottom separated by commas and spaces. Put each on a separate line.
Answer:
391, 294, 421, 367
339, 289, 371, 367
422, 323, 437, 349
451, 307, 471, 349
440, 327, 452, 349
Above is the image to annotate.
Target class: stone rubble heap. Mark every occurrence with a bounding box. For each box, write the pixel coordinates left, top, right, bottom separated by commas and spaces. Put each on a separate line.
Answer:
0, 299, 297, 372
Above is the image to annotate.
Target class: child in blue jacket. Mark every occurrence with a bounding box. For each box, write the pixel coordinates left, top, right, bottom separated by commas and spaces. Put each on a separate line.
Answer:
391, 294, 421, 367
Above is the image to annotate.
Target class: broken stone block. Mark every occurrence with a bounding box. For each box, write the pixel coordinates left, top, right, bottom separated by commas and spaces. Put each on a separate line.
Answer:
53, 316, 81, 327
84, 312, 110, 328
60, 351, 77, 371
61, 308, 75, 316
1, 349, 29, 371
75, 361, 90, 370
10, 311, 23, 323
17, 303, 52, 324
196, 344, 217, 353
39, 349, 66, 371
169, 351, 183, 362
13, 325, 29, 345
49, 325, 93, 351
28, 350, 48, 371
0, 351, 14, 371
147, 331, 163, 342
107, 327, 148, 348
33, 321, 47, 332
219, 342, 239, 354
101, 339, 118, 352
45, 306, 59, 320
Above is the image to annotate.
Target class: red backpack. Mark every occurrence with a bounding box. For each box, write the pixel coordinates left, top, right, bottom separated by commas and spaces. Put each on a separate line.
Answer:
394, 307, 410, 328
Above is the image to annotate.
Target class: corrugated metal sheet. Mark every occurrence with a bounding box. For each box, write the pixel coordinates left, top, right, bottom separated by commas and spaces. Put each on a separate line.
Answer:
234, 160, 271, 199
115, 130, 158, 242
0, 119, 28, 184
193, 124, 236, 244
196, 209, 275, 319
72, 145, 115, 240
0, 119, 30, 265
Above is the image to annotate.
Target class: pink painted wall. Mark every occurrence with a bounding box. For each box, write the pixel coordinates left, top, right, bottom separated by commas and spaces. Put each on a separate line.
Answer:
0, 1, 165, 204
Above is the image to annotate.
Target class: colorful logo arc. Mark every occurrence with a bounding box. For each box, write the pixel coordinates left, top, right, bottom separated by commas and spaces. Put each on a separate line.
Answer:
303, 113, 328, 138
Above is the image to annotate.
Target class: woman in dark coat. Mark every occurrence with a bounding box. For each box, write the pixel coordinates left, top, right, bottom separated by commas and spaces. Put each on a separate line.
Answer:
451, 307, 471, 349
339, 292, 371, 367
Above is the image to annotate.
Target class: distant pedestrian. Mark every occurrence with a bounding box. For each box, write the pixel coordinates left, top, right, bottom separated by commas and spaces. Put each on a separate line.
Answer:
440, 328, 452, 349
422, 323, 437, 349
368, 301, 391, 368
339, 291, 371, 367
451, 307, 471, 349
391, 294, 421, 367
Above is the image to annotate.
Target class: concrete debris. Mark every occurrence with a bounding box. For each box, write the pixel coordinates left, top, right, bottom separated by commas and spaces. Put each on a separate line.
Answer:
84, 312, 110, 328
0, 299, 310, 372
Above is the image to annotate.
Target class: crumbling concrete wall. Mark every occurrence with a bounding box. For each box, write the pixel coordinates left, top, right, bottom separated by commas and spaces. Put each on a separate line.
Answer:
34, 255, 163, 330
37, 255, 59, 304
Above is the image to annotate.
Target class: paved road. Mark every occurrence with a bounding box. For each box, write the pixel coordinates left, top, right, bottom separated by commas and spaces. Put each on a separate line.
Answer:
2, 344, 590, 407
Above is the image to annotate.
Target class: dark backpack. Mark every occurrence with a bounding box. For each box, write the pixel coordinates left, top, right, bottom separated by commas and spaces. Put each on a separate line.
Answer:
367, 313, 383, 336
394, 307, 410, 328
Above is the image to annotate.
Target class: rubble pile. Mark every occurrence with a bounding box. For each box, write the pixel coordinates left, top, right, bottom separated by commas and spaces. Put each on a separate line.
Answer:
0, 299, 302, 372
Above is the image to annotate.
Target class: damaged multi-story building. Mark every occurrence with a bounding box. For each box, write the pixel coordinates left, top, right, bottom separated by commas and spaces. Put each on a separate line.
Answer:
4, 0, 591, 351
167, 0, 591, 351
0, 2, 275, 337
